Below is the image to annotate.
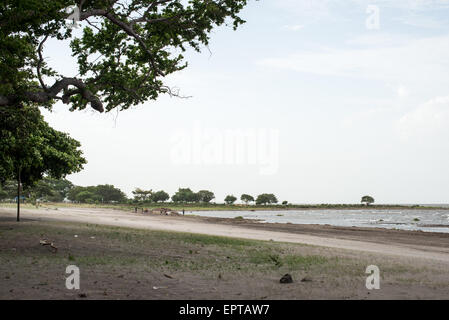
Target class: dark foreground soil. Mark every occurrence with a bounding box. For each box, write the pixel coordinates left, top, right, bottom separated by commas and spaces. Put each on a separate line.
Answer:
1, 217, 449, 299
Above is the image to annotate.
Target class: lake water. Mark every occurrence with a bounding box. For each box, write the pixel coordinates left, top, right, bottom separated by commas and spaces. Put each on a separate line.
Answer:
187, 209, 449, 233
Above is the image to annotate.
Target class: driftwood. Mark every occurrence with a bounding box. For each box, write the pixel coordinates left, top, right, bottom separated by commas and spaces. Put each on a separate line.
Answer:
39, 239, 58, 253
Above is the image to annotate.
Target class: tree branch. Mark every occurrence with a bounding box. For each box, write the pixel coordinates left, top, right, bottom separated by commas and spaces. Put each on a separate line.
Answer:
79, 8, 165, 76
0, 78, 104, 112
36, 34, 49, 92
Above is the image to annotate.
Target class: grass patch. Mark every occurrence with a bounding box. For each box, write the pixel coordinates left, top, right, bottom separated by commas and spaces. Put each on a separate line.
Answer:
179, 233, 254, 247
244, 247, 330, 271
0, 218, 445, 299
0, 219, 337, 276
283, 254, 328, 269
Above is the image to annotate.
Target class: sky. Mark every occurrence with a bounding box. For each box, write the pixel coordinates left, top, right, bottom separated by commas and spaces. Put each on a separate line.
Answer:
41, 0, 449, 204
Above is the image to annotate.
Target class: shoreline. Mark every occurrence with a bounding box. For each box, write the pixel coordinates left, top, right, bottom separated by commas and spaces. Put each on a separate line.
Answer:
2, 202, 449, 212
1, 206, 449, 262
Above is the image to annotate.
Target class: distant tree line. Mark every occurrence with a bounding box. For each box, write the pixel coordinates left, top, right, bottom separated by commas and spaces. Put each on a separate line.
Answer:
0, 178, 127, 204
132, 188, 170, 203
0, 177, 378, 208
0, 177, 286, 206
0, 177, 74, 203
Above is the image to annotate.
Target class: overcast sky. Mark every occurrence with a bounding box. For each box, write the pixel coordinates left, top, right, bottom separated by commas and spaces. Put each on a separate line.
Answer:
42, 0, 449, 204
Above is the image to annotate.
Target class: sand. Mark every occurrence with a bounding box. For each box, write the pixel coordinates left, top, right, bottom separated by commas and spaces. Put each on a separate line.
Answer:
1, 206, 449, 263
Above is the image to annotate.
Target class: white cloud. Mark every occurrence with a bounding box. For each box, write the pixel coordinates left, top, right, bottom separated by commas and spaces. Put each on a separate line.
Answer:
274, 0, 449, 15
283, 24, 304, 31
373, 0, 449, 9
397, 85, 410, 98
345, 34, 413, 47
396, 14, 449, 29
397, 96, 449, 140
256, 35, 449, 86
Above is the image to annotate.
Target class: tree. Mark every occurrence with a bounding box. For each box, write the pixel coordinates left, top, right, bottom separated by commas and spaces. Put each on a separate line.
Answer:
171, 188, 198, 203
132, 188, 152, 202
0, 186, 9, 201
361, 195, 374, 206
255, 193, 278, 205
0, 181, 17, 201
95, 184, 127, 203
224, 195, 237, 205
67, 186, 99, 203
28, 177, 74, 202
68, 186, 87, 202
75, 190, 98, 203
50, 178, 74, 201
240, 194, 254, 205
282, 201, 288, 205
0, 0, 249, 113
66, 184, 126, 203
197, 190, 215, 203
0, 105, 86, 220
151, 190, 169, 203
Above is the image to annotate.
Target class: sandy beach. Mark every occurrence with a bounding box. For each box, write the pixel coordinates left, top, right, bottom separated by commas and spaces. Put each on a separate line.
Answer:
2, 205, 449, 299
1, 206, 449, 262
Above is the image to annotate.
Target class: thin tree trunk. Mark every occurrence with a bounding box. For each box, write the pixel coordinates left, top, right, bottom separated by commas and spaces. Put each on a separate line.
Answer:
17, 168, 20, 222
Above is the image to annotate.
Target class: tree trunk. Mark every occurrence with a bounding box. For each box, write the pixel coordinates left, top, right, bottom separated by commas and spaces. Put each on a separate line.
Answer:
17, 168, 21, 222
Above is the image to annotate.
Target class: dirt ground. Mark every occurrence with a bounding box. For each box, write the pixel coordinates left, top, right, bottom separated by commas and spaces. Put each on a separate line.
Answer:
1, 206, 449, 299
2, 206, 449, 261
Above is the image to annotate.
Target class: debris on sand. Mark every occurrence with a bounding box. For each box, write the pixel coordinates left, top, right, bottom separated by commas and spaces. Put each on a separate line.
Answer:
279, 274, 293, 284
39, 239, 57, 253
164, 274, 174, 279
78, 293, 87, 298
150, 208, 179, 215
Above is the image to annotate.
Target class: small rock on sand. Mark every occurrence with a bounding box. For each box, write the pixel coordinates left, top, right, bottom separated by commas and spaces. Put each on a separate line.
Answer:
280, 274, 293, 284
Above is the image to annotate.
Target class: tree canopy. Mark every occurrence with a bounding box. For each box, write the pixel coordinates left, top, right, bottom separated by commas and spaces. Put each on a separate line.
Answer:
224, 194, 237, 205
0, 105, 86, 187
197, 190, 215, 203
0, 105, 85, 220
240, 194, 254, 204
28, 177, 74, 202
95, 184, 127, 202
171, 188, 198, 203
361, 195, 374, 206
132, 188, 153, 202
255, 193, 278, 205
0, 0, 249, 113
68, 184, 126, 203
151, 190, 170, 203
